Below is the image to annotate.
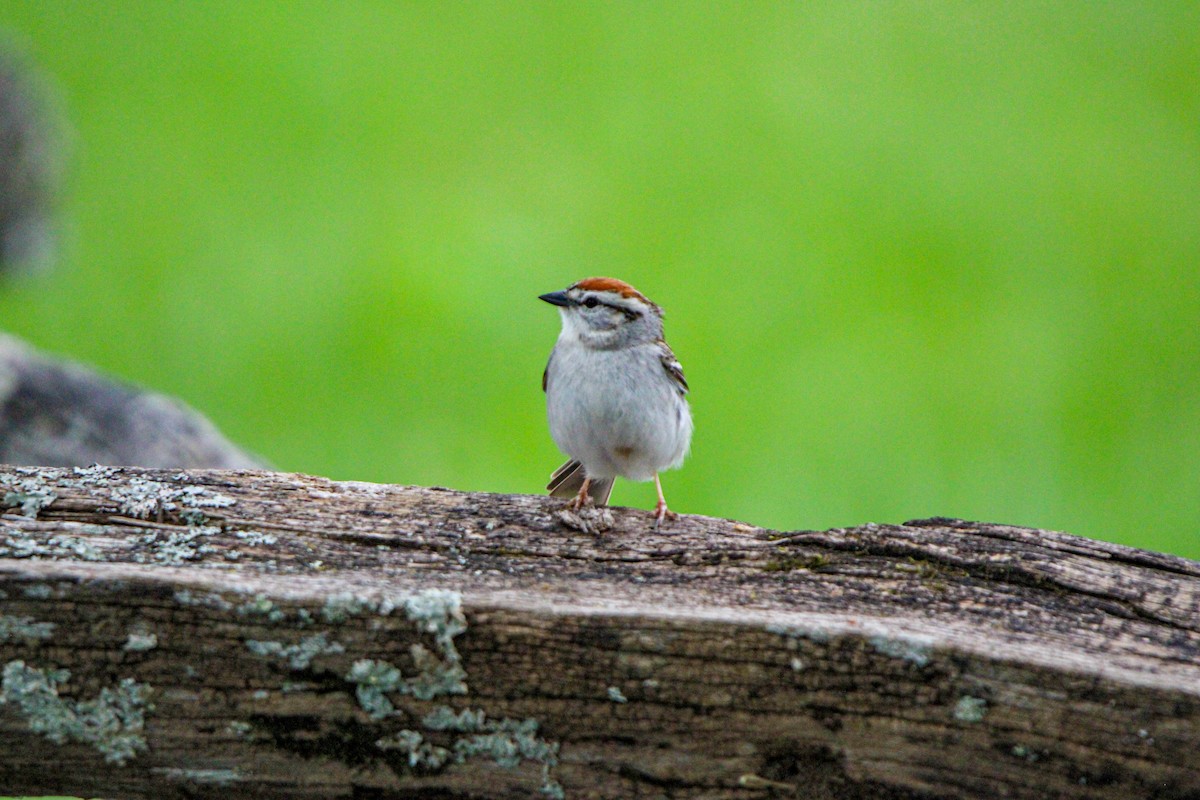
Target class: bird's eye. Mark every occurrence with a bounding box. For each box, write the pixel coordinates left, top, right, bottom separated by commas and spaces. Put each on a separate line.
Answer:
582, 297, 598, 308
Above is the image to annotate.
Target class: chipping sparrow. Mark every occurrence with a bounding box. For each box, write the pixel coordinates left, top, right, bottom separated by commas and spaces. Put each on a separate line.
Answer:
540, 277, 693, 528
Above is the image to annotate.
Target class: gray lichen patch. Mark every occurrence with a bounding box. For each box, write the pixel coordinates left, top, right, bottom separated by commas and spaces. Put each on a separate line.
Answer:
0, 660, 152, 764
245, 633, 345, 671
3, 487, 57, 518
321, 592, 381, 623
421, 705, 486, 731
406, 642, 467, 701
2, 465, 236, 524
134, 525, 222, 565
346, 659, 406, 719
766, 622, 833, 645
403, 589, 468, 698
233, 529, 278, 547
46, 534, 103, 561
1, 470, 59, 518
954, 695, 988, 723
109, 476, 236, 521
0, 614, 55, 643
236, 593, 288, 623
0, 467, 240, 565
123, 632, 158, 652
376, 729, 451, 769
1011, 743, 1041, 762
227, 720, 253, 738
21, 583, 54, 599
339, 590, 563, 797
0, 531, 103, 561
174, 589, 234, 612
343, 590, 470, 716
154, 767, 242, 786
421, 704, 561, 795
868, 634, 933, 667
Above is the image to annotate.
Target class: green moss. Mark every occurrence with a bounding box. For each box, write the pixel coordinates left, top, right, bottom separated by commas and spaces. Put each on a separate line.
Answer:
763, 553, 830, 572
899, 557, 969, 586
0, 660, 152, 764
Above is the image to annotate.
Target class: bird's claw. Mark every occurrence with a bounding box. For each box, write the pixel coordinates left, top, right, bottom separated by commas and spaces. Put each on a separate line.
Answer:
653, 502, 678, 530
566, 493, 595, 513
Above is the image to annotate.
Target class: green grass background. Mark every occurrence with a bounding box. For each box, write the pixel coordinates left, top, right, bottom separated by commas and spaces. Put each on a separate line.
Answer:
0, 2, 1196, 558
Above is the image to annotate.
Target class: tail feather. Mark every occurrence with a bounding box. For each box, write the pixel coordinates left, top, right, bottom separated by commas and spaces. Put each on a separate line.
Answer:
547, 459, 614, 506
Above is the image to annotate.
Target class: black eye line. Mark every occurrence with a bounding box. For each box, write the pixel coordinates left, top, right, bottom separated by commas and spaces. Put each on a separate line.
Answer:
578, 294, 640, 319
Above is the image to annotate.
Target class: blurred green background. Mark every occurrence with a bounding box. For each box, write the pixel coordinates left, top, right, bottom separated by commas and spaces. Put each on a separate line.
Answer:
0, 2, 1196, 557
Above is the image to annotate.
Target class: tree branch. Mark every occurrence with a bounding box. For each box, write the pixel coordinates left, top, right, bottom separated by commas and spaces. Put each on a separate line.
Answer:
1, 465, 1197, 799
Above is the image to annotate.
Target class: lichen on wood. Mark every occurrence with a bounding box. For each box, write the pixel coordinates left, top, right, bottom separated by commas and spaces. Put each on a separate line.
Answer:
1, 465, 1199, 799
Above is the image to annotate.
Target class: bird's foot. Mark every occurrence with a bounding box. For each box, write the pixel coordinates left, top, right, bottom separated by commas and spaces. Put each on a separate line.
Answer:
566, 492, 594, 513
653, 500, 679, 530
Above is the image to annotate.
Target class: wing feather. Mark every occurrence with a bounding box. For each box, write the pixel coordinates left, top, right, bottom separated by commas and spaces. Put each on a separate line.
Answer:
657, 340, 689, 394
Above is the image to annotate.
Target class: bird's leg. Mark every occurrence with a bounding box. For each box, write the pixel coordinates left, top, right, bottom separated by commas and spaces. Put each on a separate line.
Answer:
567, 477, 593, 511
653, 474, 677, 529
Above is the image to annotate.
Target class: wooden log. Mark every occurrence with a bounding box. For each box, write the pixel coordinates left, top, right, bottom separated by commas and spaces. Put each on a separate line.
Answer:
0, 465, 1197, 799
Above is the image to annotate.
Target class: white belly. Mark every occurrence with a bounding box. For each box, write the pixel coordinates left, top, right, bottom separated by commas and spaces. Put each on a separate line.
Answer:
546, 343, 692, 481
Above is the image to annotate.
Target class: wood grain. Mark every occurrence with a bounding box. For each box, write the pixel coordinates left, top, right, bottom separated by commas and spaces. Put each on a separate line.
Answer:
1, 465, 1197, 799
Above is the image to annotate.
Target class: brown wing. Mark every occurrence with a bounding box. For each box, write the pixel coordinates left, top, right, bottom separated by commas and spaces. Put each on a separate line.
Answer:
658, 340, 689, 394
547, 459, 615, 506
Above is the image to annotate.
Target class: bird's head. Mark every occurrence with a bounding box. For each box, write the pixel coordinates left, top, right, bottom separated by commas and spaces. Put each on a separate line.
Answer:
539, 277, 664, 349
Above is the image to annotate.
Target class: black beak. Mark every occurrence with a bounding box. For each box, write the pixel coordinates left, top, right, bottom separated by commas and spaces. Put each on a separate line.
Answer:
539, 290, 572, 307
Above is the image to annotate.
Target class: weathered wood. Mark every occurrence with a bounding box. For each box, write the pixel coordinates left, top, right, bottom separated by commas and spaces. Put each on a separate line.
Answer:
0, 465, 1197, 799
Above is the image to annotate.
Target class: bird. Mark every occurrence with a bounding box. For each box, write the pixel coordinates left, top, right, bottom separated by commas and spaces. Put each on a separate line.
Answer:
539, 277, 693, 528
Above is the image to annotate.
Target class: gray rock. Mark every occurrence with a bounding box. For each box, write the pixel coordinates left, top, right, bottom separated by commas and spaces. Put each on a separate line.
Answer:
0, 334, 264, 468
